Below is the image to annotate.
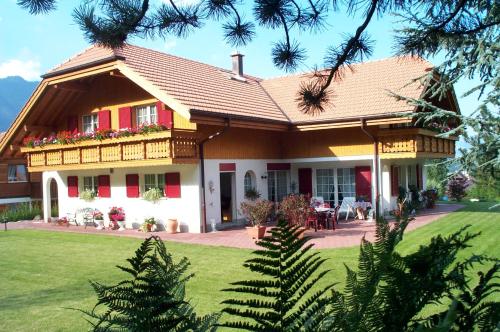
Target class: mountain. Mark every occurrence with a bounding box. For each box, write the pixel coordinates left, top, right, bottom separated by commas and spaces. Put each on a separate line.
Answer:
0, 76, 38, 132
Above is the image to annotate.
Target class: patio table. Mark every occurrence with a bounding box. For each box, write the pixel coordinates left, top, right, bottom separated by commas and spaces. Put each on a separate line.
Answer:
314, 206, 332, 230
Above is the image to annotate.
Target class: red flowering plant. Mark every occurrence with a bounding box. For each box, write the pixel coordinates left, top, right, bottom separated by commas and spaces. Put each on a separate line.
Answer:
22, 124, 168, 148
108, 207, 125, 221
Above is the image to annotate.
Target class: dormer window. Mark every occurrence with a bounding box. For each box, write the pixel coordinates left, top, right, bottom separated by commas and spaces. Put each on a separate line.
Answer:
82, 114, 98, 133
135, 104, 157, 126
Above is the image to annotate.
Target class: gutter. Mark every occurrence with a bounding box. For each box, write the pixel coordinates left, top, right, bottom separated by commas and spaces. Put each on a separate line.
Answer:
360, 119, 380, 217
198, 120, 230, 233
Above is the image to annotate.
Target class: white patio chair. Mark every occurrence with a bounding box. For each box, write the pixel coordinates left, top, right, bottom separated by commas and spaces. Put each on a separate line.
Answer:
311, 196, 324, 207
337, 196, 355, 221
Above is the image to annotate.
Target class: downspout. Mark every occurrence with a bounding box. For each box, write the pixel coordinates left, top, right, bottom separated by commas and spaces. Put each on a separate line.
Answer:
198, 120, 229, 233
360, 119, 380, 218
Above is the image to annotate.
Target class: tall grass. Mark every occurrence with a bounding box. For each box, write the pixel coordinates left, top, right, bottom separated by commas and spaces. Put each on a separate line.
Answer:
0, 202, 43, 222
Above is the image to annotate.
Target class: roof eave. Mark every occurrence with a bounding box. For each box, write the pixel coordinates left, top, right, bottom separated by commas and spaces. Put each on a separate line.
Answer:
41, 55, 125, 79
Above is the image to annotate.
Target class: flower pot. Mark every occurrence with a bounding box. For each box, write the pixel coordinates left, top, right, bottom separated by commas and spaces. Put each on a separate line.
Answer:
95, 220, 104, 230
166, 218, 178, 234
117, 221, 126, 231
146, 224, 153, 232
246, 225, 266, 239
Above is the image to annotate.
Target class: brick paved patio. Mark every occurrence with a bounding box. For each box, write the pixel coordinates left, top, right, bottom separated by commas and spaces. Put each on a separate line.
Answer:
6, 204, 463, 249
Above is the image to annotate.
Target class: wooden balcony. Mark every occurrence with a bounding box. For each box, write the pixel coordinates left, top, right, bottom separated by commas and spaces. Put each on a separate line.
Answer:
20, 131, 198, 171
378, 128, 457, 159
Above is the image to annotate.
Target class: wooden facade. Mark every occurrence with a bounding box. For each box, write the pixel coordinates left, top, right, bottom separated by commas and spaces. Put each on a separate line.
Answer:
0, 158, 41, 199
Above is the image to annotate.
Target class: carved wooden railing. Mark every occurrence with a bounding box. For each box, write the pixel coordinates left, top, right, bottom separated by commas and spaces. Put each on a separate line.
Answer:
378, 128, 456, 157
21, 131, 198, 170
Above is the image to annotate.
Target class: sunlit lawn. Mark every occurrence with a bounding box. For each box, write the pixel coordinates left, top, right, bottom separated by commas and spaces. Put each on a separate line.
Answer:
0, 202, 498, 331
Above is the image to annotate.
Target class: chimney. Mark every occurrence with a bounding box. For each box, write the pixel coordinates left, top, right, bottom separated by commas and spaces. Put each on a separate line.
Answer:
231, 52, 244, 77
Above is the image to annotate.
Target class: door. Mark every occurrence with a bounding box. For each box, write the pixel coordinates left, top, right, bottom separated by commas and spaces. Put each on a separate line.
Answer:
355, 166, 372, 201
298, 168, 312, 196
267, 170, 289, 202
220, 172, 236, 222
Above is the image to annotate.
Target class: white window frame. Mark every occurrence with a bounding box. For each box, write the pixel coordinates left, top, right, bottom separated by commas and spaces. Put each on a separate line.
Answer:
135, 104, 157, 126
337, 167, 356, 204
83, 176, 98, 193
267, 170, 289, 202
82, 114, 99, 134
144, 174, 165, 192
7, 164, 28, 183
315, 168, 336, 206
244, 171, 255, 193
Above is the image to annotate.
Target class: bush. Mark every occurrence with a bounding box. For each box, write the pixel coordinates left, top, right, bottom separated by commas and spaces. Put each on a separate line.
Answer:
80, 236, 219, 331
447, 175, 468, 201
0, 202, 42, 222
278, 193, 310, 226
79, 189, 95, 202
422, 189, 438, 208
143, 187, 163, 203
240, 199, 273, 226
467, 176, 500, 201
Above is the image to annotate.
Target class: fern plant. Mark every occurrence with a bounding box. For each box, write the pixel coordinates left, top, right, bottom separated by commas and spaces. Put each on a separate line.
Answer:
318, 211, 498, 331
220, 219, 334, 331
80, 236, 219, 331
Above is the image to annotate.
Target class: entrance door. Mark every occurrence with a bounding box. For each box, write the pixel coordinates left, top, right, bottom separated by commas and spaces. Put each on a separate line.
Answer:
220, 172, 236, 222
298, 168, 312, 196
355, 166, 372, 201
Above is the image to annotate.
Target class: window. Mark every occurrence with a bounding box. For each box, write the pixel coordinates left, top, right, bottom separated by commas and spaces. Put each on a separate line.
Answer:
407, 165, 417, 188
244, 171, 255, 193
135, 104, 157, 126
144, 174, 165, 192
7, 165, 27, 182
83, 176, 98, 193
316, 169, 335, 206
337, 168, 356, 204
268, 170, 289, 202
82, 114, 98, 133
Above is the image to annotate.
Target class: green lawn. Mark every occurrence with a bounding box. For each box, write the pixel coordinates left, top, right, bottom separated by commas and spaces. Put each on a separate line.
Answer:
0, 202, 498, 331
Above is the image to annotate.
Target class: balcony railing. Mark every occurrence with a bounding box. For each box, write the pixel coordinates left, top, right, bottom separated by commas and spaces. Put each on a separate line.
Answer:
378, 128, 456, 158
21, 131, 198, 171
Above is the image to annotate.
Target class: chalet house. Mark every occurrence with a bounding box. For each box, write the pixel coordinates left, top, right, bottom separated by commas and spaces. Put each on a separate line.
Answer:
0, 44, 459, 232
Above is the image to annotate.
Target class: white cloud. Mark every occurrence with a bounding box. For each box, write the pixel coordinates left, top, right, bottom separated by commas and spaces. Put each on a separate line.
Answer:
0, 59, 41, 81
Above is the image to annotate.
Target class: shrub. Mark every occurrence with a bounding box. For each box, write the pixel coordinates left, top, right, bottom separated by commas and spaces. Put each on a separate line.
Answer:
80, 236, 219, 331
467, 176, 500, 201
240, 199, 273, 226
220, 219, 333, 330
421, 189, 438, 208
143, 187, 163, 203
278, 193, 310, 227
0, 202, 42, 222
447, 175, 468, 201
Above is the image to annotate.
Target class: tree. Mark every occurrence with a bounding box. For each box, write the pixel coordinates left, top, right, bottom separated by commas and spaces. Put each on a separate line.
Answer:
446, 175, 468, 201
80, 236, 219, 331
426, 159, 450, 196
220, 219, 334, 331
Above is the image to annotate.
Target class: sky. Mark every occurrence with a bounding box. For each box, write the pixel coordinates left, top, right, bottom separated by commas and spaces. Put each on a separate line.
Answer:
0, 0, 481, 118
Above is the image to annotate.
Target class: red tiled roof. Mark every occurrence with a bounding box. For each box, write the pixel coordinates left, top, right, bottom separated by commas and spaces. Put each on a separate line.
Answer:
46, 44, 434, 124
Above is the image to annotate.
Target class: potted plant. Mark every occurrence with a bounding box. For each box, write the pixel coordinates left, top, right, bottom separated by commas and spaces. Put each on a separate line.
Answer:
141, 217, 157, 232
93, 210, 104, 230
240, 199, 273, 239
143, 188, 163, 203
244, 188, 261, 201
108, 207, 126, 230
79, 189, 95, 202
278, 194, 310, 238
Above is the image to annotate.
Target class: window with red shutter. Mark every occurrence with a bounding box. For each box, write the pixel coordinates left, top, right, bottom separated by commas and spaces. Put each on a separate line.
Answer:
98, 175, 111, 198
391, 166, 400, 196
156, 101, 173, 129
126, 174, 139, 198
98, 110, 111, 130
119, 106, 132, 129
165, 172, 181, 198
67, 176, 79, 197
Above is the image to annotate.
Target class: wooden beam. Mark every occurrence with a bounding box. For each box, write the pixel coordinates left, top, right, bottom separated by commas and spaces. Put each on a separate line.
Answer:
53, 81, 89, 92
110, 71, 128, 79
24, 124, 54, 133
10, 144, 21, 151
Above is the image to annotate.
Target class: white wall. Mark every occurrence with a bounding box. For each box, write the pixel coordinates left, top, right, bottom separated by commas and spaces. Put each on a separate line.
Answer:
42, 164, 202, 233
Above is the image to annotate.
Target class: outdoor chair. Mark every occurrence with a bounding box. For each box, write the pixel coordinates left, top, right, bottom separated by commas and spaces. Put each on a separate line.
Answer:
305, 208, 319, 232
337, 197, 355, 221
329, 204, 341, 229
73, 208, 95, 228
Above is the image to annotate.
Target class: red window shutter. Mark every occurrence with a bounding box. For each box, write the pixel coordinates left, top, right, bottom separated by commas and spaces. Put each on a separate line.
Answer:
355, 166, 372, 201
67, 176, 79, 197
126, 174, 139, 198
98, 110, 111, 130
165, 172, 181, 198
98, 175, 111, 198
391, 166, 399, 196
67, 116, 78, 133
219, 163, 236, 172
298, 168, 312, 196
119, 106, 132, 129
156, 101, 173, 129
